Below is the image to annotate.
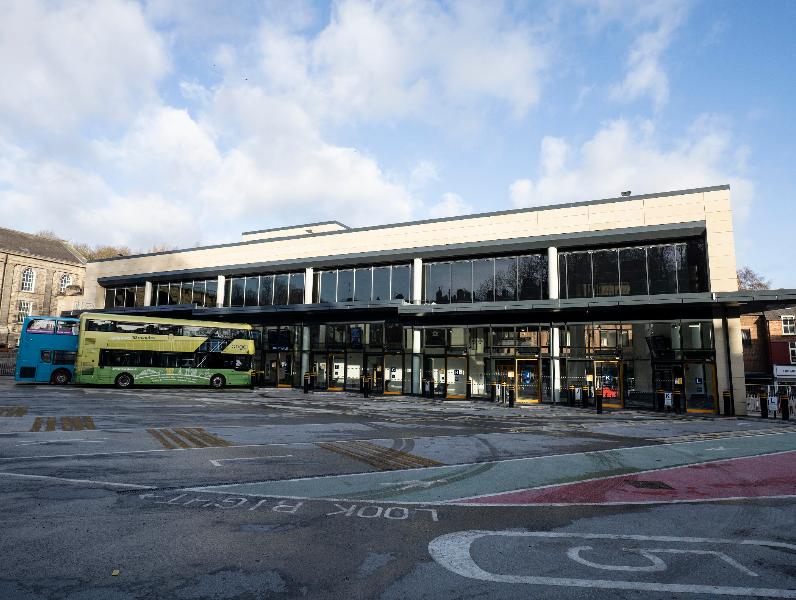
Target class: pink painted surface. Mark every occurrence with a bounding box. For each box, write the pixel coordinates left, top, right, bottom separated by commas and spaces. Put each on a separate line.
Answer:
460, 450, 796, 505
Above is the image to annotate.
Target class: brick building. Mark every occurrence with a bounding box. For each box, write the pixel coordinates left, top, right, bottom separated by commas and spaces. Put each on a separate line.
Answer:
0, 228, 85, 348
741, 307, 796, 394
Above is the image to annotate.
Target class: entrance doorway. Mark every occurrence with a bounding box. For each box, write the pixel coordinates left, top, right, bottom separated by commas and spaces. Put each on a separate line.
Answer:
516, 359, 541, 403
264, 352, 295, 387
446, 357, 467, 398
595, 361, 621, 408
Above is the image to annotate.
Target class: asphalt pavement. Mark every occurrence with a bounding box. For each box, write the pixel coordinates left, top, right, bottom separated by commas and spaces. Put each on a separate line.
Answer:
1, 378, 795, 599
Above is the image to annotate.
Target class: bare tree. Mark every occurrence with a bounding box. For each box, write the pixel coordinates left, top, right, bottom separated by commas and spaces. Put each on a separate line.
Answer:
737, 266, 771, 290
71, 243, 133, 260
34, 230, 62, 240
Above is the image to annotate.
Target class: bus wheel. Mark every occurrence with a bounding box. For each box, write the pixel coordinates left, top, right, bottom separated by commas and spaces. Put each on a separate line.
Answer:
51, 369, 71, 385
115, 373, 134, 389
210, 374, 226, 389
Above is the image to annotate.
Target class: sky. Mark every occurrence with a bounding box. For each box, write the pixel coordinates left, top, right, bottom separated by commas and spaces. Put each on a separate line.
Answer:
0, 0, 794, 285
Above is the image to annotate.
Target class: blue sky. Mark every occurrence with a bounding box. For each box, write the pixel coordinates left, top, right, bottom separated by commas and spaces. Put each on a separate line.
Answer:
1, 0, 794, 285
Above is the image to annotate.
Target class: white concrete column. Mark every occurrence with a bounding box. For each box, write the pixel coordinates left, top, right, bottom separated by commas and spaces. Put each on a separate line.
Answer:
412, 328, 422, 394
714, 315, 747, 415
547, 246, 559, 300
412, 258, 422, 304
216, 275, 225, 307
304, 267, 314, 304
143, 281, 153, 307
547, 246, 561, 403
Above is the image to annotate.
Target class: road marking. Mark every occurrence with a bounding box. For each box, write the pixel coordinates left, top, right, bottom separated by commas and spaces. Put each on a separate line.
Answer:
30, 416, 95, 432
428, 531, 796, 598
0, 406, 27, 417
209, 455, 293, 467
0, 472, 154, 489
17, 438, 108, 446
318, 440, 441, 471
147, 428, 232, 450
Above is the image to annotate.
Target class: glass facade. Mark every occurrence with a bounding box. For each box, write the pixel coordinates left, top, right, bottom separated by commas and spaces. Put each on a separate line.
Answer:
424, 253, 549, 304
557, 239, 708, 300
313, 264, 412, 303
223, 272, 304, 307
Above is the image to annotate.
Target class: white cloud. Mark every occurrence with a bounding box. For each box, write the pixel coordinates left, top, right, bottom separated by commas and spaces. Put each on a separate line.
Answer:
427, 192, 473, 219
256, 0, 549, 123
0, 0, 168, 136
591, 0, 688, 109
509, 116, 753, 219
409, 161, 440, 190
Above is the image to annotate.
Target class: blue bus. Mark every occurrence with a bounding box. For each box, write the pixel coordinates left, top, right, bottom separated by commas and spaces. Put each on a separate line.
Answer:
15, 316, 80, 384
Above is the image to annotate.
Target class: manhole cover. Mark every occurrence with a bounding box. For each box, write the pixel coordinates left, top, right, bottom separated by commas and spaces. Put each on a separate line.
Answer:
626, 479, 674, 490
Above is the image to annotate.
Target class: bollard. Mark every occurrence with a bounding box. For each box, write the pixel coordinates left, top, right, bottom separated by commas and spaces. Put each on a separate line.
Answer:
596, 389, 603, 414
581, 386, 589, 409
303, 373, 310, 394
781, 395, 790, 421
466, 379, 472, 400
656, 389, 664, 412
673, 390, 681, 415
363, 376, 369, 398
490, 382, 497, 403
508, 387, 515, 408
759, 391, 768, 419
568, 385, 575, 407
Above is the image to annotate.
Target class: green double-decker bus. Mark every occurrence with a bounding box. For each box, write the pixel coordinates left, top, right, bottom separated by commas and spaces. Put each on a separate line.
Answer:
74, 313, 254, 388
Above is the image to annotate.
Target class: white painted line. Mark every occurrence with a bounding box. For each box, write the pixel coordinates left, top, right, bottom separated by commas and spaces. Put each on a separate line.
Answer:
0, 472, 155, 489
209, 455, 293, 467
428, 531, 796, 597
17, 438, 108, 446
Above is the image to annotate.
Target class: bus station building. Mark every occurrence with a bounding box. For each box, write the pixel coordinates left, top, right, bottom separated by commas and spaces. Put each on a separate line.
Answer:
81, 185, 796, 414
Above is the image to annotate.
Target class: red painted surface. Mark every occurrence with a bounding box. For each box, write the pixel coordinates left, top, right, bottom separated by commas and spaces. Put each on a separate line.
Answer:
460, 451, 796, 505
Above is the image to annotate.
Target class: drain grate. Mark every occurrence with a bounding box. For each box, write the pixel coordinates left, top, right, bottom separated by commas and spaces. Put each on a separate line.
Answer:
626, 479, 674, 490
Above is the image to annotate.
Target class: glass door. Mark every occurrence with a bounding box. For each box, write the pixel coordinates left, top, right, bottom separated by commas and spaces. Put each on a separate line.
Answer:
312, 353, 328, 390
328, 354, 345, 390
516, 359, 540, 403
684, 361, 716, 413
595, 361, 621, 408
384, 354, 403, 394
493, 359, 515, 402
446, 357, 467, 398
346, 352, 363, 392
365, 355, 384, 394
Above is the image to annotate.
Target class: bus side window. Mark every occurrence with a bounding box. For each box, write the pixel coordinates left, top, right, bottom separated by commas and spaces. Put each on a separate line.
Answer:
56, 321, 78, 335
40, 350, 52, 363
28, 319, 55, 334
53, 351, 77, 365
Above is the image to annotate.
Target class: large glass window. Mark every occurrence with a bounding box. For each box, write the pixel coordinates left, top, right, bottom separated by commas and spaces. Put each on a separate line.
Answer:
244, 277, 259, 306
156, 283, 169, 306
472, 259, 494, 302
592, 250, 619, 297
391, 265, 411, 301
319, 271, 337, 303
205, 279, 218, 307
372, 267, 391, 301
647, 245, 678, 295
676, 240, 708, 293
566, 252, 593, 298
495, 257, 517, 301
425, 262, 450, 304
354, 268, 371, 302
337, 269, 354, 302
451, 261, 472, 303
619, 248, 648, 296
258, 275, 274, 306
273, 274, 289, 305
288, 272, 304, 304
228, 278, 245, 307
518, 254, 546, 300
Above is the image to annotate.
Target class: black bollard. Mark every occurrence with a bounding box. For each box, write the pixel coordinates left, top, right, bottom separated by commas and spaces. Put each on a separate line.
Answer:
781, 395, 790, 421
760, 391, 768, 419
596, 389, 603, 414
508, 387, 515, 408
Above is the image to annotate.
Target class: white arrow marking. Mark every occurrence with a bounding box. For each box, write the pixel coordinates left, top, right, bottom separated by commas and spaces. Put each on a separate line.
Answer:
209, 455, 292, 467
705, 446, 727, 451
378, 479, 450, 490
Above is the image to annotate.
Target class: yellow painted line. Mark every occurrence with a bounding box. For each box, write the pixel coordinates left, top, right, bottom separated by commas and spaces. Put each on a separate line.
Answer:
30, 417, 43, 432
192, 428, 232, 447
158, 429, 190, 449
61, 416, 73, 431
687, 408, 716, 414
46, 417, 56, 432
0, 406, 28, 417
174, 428, 209, 448
319, 440, 442, 471
383, 391, 402, 395
146, 429, 177, 450
602, 403, 623, 408
82, 416, 95, 430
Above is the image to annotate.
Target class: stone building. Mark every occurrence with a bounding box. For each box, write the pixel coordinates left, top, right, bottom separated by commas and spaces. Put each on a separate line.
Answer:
0, 227, 86, 348
741, 307, 796, 394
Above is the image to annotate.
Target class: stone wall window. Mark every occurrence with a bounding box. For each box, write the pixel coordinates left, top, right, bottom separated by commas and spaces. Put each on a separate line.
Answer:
17, 300, 33, 323
21, 267, 35, 292
59, 273, 73, 293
